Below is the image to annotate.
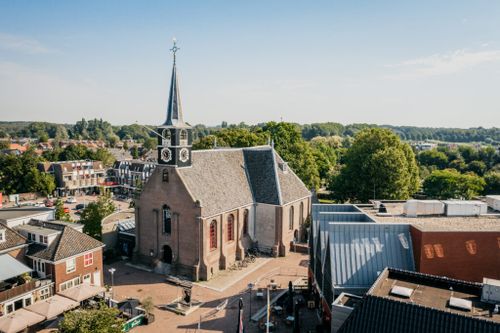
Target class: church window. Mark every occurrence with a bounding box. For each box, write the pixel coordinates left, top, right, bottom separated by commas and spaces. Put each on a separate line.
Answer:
163, 205, 171, 234
210, 220, 217, 250
180, 129, 188, 145
227, 214, 234, 241
243, 209, 249, 235
162, 129, 171, 146
162, 169, 169, 182
289, 206, 294, 230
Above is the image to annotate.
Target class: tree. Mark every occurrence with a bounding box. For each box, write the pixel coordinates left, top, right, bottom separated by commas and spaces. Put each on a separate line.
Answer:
90, 148, 115, 167
467, 160, 487, 176
423, 169, 485, 199
418, 150, 448, 169
55, 199, 71, 221
80, 190, 115, 240
59, 302, 124, 333
131, 145, 139, 159
329, 128, 419, 202
143, 137, 157, 151
192, 135, 225, 150
484, 171, 500, 194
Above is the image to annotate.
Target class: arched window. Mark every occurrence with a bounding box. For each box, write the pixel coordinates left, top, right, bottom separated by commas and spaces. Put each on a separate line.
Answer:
227, 214, 234, 241
162, 205, 171, 234
162, 129, 171, 146
180, 130, 188, 145
209, 220, 217, 249
289, 206, 294, 230
243, 209, 249, 235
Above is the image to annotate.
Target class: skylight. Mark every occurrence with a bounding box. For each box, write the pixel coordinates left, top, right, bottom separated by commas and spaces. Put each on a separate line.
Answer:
449, 297, 472, 311
390, 285, 414, 298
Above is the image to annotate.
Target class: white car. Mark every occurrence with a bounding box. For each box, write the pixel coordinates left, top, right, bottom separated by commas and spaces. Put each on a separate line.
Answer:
65, 197, 77, 204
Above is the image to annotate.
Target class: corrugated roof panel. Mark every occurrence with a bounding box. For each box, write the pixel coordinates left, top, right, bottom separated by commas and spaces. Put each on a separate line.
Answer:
329, 223, 415, 290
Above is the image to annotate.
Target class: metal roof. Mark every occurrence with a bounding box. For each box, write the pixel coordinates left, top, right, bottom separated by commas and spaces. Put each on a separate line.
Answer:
0, 254, 32, 281
117, 219, 135, 232
328, 223, 415, 290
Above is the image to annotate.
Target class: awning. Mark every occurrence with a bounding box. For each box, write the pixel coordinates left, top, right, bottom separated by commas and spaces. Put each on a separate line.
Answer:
25, 295, 79, 320
0, 308, 44, 333
57, 284, 106, 302
0, 254, 32, 281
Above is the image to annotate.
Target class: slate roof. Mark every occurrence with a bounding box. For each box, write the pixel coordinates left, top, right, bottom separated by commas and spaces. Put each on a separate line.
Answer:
243, 148, 280, 205
338, 268, 500, 333
27, 224, 104, 262
176, 146, 310, 218
0, 222, 27, 253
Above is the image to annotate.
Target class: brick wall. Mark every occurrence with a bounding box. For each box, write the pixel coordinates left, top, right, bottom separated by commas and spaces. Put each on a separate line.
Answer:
410, 226, 500, 282
52, 248, 103, 292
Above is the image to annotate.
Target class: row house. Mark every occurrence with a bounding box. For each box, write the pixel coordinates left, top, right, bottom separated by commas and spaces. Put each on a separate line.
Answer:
38, 160, 107, 196
0, 224, 53, 317
16, 220, 105, 293
112, 160, 156, 195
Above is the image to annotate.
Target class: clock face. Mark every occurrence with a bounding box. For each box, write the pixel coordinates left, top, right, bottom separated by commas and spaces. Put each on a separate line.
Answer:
161, 148, 172, 162
179, 148, 189, 163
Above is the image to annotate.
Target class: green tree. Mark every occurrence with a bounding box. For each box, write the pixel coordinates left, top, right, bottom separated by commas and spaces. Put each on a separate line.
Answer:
423, 169, 485, 199
131, 145, 139, 159
192, 135, 227, 150
58, 302, 124, 333
80, 190, 115, 240
484, 171, 500, 194
263, 122, 320, 189
329, 128, 419, 202
90, 148, 115, 167
143, 137, 157, 150
55, 199, 71, 221
467, 160, 487, 176
418, 150, 449, 169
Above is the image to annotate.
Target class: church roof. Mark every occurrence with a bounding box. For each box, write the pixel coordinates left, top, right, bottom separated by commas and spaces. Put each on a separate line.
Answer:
163, 41, 189, 128
176, 146, 310, 217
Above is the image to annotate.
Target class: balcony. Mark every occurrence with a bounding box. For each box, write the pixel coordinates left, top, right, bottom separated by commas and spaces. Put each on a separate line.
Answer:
0, 278, 52, 303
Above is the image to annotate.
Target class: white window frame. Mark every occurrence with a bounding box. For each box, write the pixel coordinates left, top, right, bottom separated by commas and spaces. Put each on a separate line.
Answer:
59, 276, 81, 291
84, 252, 93, 267
66, 257, 76, 273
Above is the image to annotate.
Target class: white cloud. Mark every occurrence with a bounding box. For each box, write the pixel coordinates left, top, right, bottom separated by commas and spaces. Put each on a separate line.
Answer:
385, 49, 500, 79
0, 32, 55, 54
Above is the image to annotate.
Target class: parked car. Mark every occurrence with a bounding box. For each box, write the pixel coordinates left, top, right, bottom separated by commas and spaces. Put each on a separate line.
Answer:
66, 197, 77, 204
63, 207, 70, 214
75, 203, 87, 210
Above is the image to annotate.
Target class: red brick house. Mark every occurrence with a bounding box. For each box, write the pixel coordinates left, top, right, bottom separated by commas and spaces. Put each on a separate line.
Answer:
17, 221, 104, 292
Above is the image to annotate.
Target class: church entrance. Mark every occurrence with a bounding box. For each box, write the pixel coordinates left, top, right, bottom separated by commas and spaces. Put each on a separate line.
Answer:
162, 245, 173, 264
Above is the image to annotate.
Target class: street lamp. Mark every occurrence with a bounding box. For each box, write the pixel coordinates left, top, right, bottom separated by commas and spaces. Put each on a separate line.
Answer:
108, 268, 116, 300
247, 283, 254, 322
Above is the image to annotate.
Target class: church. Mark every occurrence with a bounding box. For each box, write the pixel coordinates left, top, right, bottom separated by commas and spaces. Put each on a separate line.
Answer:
134, 43, 311, 281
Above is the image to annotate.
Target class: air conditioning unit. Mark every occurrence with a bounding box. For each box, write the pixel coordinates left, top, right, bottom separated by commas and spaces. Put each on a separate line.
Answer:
482, 278, 500, 304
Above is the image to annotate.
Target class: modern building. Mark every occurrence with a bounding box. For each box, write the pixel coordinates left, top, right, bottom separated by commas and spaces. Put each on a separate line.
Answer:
310, 204, 415, 325
17, 220, 105, 292
336, 268, 500, 333
101, 209, 135, 257
38, 160, 107, 196
134, 43, 311, 281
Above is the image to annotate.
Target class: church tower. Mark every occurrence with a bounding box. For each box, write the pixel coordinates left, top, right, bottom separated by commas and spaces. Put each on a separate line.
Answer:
157, 40, 192, 168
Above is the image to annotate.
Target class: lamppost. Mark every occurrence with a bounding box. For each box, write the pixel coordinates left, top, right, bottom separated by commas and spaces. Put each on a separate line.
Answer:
108, 268, 116, 300
247, 283, 254, 322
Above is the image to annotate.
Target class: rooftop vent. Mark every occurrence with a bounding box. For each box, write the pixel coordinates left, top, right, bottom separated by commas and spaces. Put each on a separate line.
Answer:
449, 297, 472, 311
279, 162, 288, 172
482, 278, 500, 304
390, 286, 414, 298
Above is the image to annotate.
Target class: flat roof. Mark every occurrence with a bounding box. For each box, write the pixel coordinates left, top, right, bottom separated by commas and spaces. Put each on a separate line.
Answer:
16, 224, 61, 236
362, 203, 500, 232
102, 209, 134, 225
370, 269, 500, 323
0, 207, 54, 221
0, 254, 32, 281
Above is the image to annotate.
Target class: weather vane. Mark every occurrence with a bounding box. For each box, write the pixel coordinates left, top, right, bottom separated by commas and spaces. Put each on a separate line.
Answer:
170, 37, 179, 63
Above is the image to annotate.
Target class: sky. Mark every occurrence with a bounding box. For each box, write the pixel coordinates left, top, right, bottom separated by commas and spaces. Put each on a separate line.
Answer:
0, 1, 499, 128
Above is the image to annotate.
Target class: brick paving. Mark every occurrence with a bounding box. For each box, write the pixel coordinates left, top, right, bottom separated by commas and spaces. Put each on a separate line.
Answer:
104, 252, 316, 332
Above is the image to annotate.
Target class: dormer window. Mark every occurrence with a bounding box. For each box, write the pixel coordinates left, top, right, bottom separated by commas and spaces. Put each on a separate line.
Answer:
180, 130, 188, 146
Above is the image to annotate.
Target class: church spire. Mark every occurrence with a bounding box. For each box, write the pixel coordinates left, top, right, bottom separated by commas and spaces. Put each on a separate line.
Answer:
164, 38, 186, 127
